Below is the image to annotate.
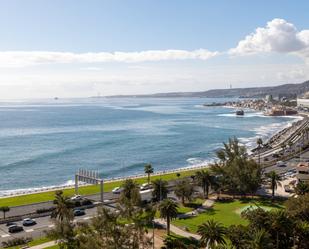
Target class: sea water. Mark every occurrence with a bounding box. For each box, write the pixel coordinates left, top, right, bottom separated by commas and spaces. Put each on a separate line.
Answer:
0, 97, 302, 195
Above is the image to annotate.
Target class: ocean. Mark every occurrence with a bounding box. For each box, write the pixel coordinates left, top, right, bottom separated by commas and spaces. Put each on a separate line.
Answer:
0, 97, 302, 196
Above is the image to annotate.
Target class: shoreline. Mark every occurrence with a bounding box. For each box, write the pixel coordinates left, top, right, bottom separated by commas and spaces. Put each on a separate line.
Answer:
0, 164, 209, 199
0, 110, 305, 199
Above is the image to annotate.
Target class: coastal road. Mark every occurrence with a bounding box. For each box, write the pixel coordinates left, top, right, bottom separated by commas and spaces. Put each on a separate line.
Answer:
0, 190, 155, 244
0, 205, 101, 244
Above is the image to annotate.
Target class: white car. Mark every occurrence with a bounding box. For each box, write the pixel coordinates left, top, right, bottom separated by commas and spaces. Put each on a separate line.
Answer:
276, 161, 286, 167
140, 183, 152, 191
70, 195, 82, 201
112, 187, 123, 194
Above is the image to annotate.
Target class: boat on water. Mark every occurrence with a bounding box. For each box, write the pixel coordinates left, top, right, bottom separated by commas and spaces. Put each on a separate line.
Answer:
236, 109, 244, 116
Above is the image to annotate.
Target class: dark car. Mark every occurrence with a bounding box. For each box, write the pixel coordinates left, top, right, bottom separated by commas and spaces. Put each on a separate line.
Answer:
8, 225, 24, 233
6, 222, 17, 227
73, 209, 86, 216
22, 218, 37, 226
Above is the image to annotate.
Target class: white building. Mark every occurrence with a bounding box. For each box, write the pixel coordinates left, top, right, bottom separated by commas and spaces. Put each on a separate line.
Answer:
297, 98, 309, 109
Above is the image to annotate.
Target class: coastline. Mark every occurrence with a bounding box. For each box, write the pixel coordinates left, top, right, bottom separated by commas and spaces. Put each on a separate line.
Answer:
0, 164, 209, 199
0, 110, 304, 199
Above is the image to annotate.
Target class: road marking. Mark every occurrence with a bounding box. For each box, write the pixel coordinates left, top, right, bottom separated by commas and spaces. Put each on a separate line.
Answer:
48, 225, 55, 228
1, 234, 10, 238
25, 229, 34, 232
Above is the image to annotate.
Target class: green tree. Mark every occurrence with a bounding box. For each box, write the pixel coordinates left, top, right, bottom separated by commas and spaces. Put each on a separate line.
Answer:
119, 179, 141, 217
152, 179, 168, 202
265, 171, 281, 200
294, 181, 309, 195
211, 138, 262, 198
144, 164, 154, 184
269, 210, 294, 249
249, 229, 273, 249
174, 179, 194, 204
227, 225, 249, 249
159, 199, 178, 235
286, 193, 309, 222
47, 191, 77, 249
51, 190, 73, 222
195, 169, 213, 199
197, 220, 226, 249
0, 206, 10, 219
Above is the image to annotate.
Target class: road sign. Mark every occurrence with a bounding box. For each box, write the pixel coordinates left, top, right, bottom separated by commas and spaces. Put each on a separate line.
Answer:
75, 169, 104, 203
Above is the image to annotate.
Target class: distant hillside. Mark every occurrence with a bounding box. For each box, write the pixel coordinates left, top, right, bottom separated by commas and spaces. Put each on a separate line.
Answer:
105, 80, 309, 98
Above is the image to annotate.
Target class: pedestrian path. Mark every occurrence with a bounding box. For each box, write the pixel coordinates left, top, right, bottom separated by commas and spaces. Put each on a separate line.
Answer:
154, 218, 200, 240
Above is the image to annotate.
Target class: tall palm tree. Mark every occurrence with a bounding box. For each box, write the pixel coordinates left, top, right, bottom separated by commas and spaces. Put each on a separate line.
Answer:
195, 169, 213, 199
198, 219, 226, 249
256, 138, 263, 167
51, 191, 73, 222
159, 199, 178, 235
174, 179, 194, 204
120, 179, 141, 210
0, 206, 10, 219
265, 171, 281, 200
144, 164, 154, 184
152, 179, 168, 201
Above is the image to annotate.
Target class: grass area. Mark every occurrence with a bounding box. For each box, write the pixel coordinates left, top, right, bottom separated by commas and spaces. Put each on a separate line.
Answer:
0, 169, 198, 207
173, 198, 284, 233
3, 237, 52, 249
45, 245, 59, 249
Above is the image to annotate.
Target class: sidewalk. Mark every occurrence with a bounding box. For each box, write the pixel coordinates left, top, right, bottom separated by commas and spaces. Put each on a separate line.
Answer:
154, 218, 200, 240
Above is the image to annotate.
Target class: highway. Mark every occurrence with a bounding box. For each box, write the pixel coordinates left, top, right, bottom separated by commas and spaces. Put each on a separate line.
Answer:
0, 190, 154, 244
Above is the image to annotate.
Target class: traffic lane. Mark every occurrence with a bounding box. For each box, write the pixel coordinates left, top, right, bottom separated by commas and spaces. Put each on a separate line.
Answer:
4, 191, 118, 218
0, 206, 101, 243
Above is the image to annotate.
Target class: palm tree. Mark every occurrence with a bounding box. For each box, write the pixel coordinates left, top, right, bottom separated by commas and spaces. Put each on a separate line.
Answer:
195, 169, 213, 199
0, 206, 10, 219
294, 181, 309, 195
198, 219, 226, 249
265, 171, 281, 200
152, 179, 168, 201
249, 229, 273, 249
174, 179, 194, 204
51, 191, 73, 222
256, 138, 263, 167
144, 164, 154, 184
159, 199, 178, 235
120, 179, 141, 211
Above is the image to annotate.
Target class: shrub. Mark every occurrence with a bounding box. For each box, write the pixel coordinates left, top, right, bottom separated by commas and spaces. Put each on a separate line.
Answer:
2, 237, 32, 248
36, 206, 56, 214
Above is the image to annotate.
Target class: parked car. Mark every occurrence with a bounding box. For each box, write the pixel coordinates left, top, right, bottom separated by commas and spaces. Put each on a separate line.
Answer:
22, 218, 37, 226
140, 183, 152, 191
73, 209, 86, 216
6, 222, 17, 227
70, 195, 83, 201
112, 187, 124, 194
8, 225, 24, 233
276, 161, 286, 167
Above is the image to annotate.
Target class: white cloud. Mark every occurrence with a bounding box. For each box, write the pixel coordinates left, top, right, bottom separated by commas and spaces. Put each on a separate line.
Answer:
0, 49, 219, 68
229, 18, 309, 59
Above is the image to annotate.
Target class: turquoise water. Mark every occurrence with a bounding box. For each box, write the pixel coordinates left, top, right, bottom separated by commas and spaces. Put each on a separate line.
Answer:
0, 97, 300, 195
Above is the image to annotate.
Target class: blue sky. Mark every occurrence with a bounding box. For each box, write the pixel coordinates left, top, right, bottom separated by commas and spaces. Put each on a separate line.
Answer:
0, 1, 308, 98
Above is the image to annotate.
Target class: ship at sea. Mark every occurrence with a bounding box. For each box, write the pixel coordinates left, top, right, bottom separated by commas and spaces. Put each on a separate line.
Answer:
236, 109, 244, 116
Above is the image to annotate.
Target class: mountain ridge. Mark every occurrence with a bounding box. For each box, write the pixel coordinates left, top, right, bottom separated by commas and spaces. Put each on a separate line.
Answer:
104, 80, 309, 98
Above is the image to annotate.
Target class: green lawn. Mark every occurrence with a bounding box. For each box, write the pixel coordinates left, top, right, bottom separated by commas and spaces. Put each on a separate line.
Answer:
173, 198, 284, 233
0, 169, 198, 207
45, 245, 59, 249
3, 237, 52, 249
